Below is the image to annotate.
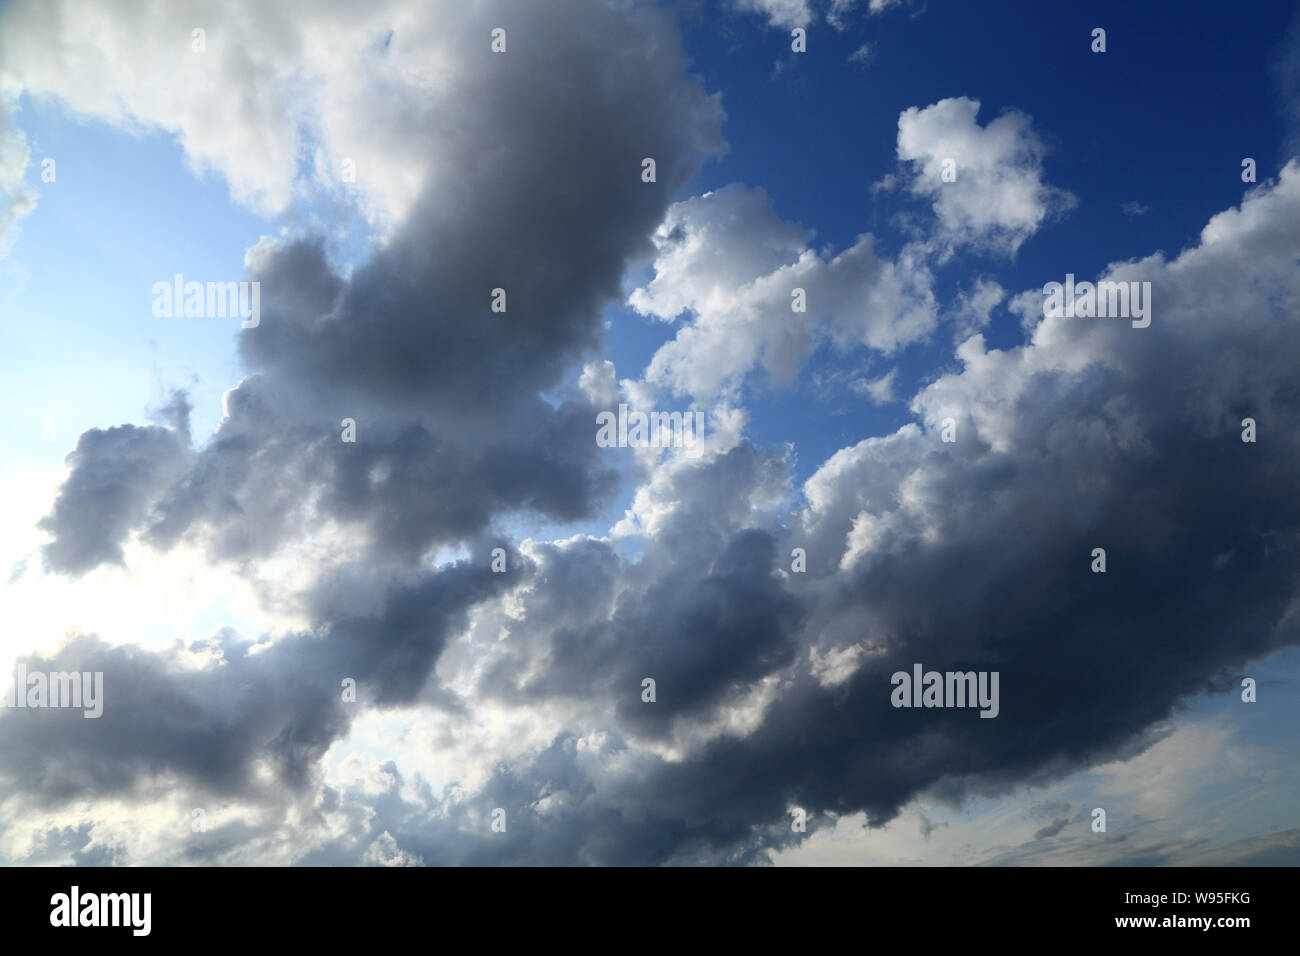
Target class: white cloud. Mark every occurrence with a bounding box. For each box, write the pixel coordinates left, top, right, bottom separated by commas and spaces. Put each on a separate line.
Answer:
630, 184, 938, 403
0, 98, 35, 258
850, 368, 897, 404
894, 97, 1076, 256
0, 0, 555, 234
848, 42, 874, 64
733, 0, 814, 30
626, 97, 1075, 405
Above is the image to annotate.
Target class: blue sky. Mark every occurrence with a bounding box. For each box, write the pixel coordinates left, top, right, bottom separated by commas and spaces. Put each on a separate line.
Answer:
1, 0, 1298, 866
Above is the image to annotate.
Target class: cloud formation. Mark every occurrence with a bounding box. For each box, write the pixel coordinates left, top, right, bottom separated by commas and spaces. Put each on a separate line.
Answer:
894, 97, 1076, 256
3, 1, 1299, 868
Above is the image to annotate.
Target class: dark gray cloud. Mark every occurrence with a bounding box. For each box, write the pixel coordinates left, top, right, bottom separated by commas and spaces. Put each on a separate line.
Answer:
1033, 817, 1069, 840
317, 165, 1300, 865
0, 557, 508, 809
133, 375, 617, 565
477, 442, 802, 731
39, 418, 191, 574
34, 0, 724, 574
919, 811, 948, 840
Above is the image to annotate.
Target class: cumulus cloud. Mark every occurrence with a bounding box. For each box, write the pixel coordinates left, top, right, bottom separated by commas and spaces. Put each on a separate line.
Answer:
0, 0, 719, 233
626, 98, 1074, 406
630, 184, 938, 402
0, 557, 509, 808
893, 97, 1076, 256
10, 164, 1300, 864
780, 164, 1300, 828
4, 1, 1300, 869
39, 408, 192, 575
28, 0, 723, 574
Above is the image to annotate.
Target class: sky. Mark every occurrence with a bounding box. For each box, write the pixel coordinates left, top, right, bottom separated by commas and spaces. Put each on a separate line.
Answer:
0, 0, 1298, 866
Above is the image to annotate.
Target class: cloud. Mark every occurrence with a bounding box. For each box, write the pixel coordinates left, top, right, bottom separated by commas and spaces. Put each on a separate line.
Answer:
894, 97, 1076, 256
630, 184, 938, 402
39, 415, 191, 575
10, 163, 1300, 864
848, 42, 874, 65
0, 0, 720, 234
733, 0, 814, 30
270, 154, 1300, 860
919, 810, 949, 839
6, 2, 1300, 868
851, 369, 897, 404
0, 557, 508, 809
30, 0, 724, 574
0, 98, 35, 259
778, 162, 1300, 828
1033, 817, 1069, 840
1271, 3, 1300, 160
734, 0, 915, 32
626, 97, 1073, 407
